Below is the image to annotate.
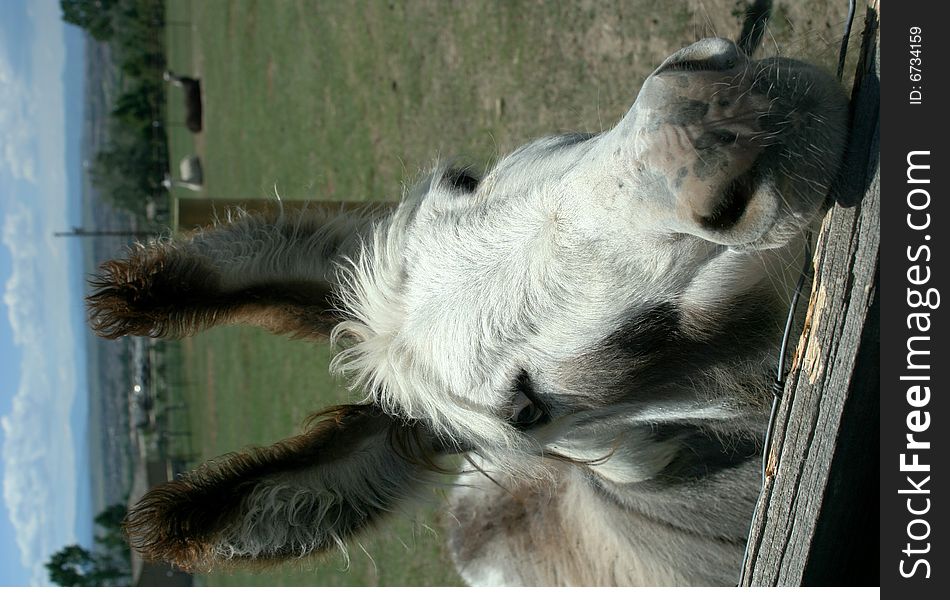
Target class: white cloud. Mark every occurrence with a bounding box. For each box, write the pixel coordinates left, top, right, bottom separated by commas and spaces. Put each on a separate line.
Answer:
0, 1, 68, 186
2, 202, 81, 586
0, 1, 82, 586
27, 0, 67, 193
0, 53, 37, 183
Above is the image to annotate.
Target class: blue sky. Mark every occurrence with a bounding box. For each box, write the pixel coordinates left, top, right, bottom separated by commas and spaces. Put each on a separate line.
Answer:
0, 0, 91, 586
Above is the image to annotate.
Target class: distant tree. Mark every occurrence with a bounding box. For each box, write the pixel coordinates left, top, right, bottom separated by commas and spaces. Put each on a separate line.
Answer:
91, 118, 167, 215
93, 503, 129, 552
111, 0, 166, 78
94, 503, 127, 529
69, 0, 170, 215
45, 504, 133, 586
60, 0, 119, 41
45, 544, 127, 587
112, 81, 164, 129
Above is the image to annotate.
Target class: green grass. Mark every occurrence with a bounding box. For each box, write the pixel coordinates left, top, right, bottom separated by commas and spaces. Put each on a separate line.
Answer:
161, 0, 863, 586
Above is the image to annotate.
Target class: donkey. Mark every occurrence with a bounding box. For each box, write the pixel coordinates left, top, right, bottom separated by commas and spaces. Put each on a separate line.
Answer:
164, 70, 203, 133
88, 38, 848, 585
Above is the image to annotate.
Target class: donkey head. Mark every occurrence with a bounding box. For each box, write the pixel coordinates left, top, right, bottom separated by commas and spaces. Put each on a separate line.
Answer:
89, 38, 848, 573
331, 37, 848, 469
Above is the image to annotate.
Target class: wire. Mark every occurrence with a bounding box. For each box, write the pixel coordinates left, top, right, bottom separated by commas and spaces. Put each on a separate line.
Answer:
737, 0, 857, 585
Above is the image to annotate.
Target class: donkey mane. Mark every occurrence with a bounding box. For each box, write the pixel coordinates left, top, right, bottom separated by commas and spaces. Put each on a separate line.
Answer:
330, 177, 545, 472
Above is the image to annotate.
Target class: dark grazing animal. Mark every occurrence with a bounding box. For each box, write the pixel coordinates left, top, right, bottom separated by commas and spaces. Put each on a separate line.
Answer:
164, 70, 203, 133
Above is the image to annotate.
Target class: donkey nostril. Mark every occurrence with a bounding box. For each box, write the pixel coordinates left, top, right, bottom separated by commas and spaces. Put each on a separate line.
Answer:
697, 169, 758, 230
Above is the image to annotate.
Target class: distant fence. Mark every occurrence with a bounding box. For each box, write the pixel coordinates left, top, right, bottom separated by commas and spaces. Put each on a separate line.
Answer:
172, 197, 390, 230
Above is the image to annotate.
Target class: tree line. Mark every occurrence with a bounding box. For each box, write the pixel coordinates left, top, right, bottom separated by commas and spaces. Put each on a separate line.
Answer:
62, 0, 170, 216
45, 503, 131, 586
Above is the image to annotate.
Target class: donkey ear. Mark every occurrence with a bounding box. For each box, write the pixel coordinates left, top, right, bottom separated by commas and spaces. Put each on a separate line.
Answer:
124, 404, 442, 571
87, 206, 389, 341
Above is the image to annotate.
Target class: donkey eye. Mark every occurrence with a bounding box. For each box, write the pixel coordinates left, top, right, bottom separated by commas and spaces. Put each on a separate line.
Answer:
442, 167, 480, 193
513, 401, 546, 429
509, 372, 550, 430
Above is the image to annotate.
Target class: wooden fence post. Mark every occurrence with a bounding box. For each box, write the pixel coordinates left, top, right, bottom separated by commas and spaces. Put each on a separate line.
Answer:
740, 1, 880, 586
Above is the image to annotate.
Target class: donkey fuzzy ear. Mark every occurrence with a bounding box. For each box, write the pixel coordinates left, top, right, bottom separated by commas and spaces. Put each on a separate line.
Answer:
124, 404, 440, 571
87, 207, 383, 341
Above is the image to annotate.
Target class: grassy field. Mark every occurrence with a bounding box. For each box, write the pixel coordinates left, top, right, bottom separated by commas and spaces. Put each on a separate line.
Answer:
161, 0, 862, 586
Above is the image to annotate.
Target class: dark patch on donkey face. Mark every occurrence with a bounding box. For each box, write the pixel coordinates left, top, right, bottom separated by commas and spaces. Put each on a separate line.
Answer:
648, 423, 761, 482
562, 291, 782, 406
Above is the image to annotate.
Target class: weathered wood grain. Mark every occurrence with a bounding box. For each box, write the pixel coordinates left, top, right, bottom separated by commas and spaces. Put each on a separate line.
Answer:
740, 1, 880, 586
